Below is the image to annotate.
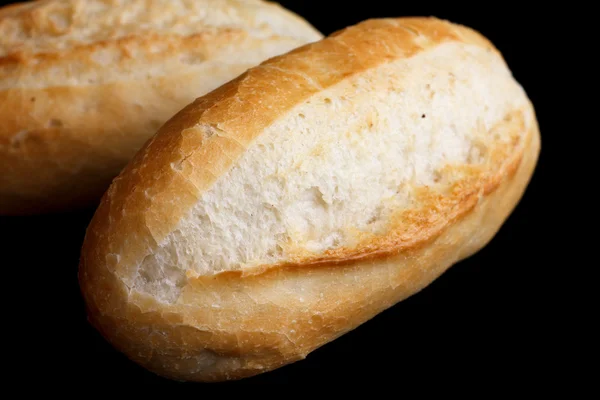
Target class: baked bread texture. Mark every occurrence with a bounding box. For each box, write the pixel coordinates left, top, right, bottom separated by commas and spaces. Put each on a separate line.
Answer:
0, 0, 323, 215
79, 17, 541, 382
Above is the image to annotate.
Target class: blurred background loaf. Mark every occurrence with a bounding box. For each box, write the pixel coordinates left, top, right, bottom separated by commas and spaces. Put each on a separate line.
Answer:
0, 0, 322, 215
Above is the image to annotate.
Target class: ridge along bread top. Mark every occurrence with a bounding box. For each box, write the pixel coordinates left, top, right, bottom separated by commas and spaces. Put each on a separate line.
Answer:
79, 17, 541, 382
0, 0, 323, 215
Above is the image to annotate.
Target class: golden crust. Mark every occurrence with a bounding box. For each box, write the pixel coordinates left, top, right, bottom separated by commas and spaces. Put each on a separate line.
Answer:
79, 17, 540, 381
0, 0, 323, 215
0, 0, 322, 57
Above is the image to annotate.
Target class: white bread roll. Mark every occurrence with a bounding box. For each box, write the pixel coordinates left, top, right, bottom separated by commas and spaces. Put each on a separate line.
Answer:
79, 17, 541, 382
0, 0, 322, 215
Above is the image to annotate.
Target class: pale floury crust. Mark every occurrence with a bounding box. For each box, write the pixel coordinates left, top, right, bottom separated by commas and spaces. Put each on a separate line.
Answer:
79, 17, 541, 382
0, 0, 323, 215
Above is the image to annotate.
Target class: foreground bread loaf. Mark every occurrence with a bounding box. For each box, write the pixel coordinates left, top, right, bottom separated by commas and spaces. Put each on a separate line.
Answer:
0, 0, 322, 215
79, 17, 540, 382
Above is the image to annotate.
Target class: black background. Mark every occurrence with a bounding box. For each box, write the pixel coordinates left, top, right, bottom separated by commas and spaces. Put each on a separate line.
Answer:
0, 0, 562, 387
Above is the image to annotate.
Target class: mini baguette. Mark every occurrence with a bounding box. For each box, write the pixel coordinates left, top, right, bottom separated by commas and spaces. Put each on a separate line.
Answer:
0, 0, 322, 215
79, 17, 540, 382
